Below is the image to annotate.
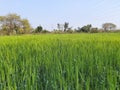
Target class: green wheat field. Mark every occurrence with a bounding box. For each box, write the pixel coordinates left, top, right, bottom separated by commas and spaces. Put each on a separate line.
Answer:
0, 33, 120, 90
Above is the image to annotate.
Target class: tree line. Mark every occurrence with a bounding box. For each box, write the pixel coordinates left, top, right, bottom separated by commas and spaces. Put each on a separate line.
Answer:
0, 13, 118, 35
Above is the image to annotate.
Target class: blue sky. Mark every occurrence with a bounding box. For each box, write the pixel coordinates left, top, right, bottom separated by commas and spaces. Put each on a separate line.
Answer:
0, 0, 120, 30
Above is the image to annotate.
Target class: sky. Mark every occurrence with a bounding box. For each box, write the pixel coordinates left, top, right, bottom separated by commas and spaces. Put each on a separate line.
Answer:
0, 0, 120, 30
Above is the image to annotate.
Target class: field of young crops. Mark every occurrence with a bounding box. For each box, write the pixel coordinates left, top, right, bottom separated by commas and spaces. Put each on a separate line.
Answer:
0, 33, 120, 90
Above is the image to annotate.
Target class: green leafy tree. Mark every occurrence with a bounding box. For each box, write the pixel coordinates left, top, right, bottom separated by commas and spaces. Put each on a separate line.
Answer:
81, 24, 92, 32
35, 25, 43, 33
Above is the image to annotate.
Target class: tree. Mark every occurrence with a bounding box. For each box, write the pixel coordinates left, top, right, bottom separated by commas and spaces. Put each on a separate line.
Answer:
102, 23, 116, 31
0, 13, 31, 35
21, 19, 31, 33
0, 14, 21, 35
81, 24, 92, 32
35, 25, 43, 33
64, 22, 69, 32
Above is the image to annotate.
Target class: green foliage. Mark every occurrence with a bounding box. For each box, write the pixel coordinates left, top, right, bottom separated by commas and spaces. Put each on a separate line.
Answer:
81, 24, 92, 32
21, 19, 31, 33
0, 33, 120, 90
35, 25, 43, 33
41, 30, 50, 33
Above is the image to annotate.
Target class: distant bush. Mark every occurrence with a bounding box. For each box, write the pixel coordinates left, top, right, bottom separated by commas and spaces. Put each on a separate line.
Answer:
52, 30, 63, 34
113, 30, 120, 33
0, 30, 7, 35
75, 27, 81, 33
98, 29, 105, 33
90, 28, 98, 33
41, 30, 50, 33
66, 29, 74, 33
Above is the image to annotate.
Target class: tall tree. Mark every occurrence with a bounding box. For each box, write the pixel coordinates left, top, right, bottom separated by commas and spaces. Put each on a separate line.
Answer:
102, 23, 116, 31
64, 22, 69, 32
0, 13, 31, 35
0, 14, 21, 34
